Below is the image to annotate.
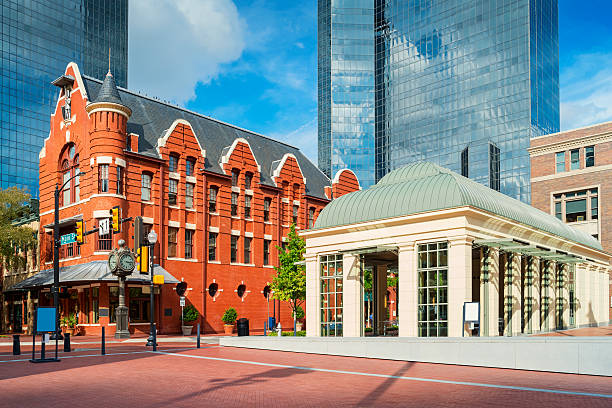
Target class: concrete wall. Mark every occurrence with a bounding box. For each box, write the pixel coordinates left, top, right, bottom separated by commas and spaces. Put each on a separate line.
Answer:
220, 336, 612, 376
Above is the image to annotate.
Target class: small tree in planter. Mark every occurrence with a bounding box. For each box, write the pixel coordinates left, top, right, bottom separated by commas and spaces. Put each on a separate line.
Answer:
293, 306, 305, 331
181, 305, 199, 336
61, 314, 77, 336
222, 307, 237, 335
271, 224, 306, 336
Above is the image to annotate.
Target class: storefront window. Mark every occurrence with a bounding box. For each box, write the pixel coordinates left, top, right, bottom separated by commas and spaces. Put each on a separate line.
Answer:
417, 242, 448, 337
129, 287, 150, 323
92, 287, 99, 323
109, 286, 119, 323
320, 254, 343, 336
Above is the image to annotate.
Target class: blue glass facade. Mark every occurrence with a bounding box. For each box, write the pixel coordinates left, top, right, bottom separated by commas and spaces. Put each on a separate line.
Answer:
318, 0, 376, 187
0, 0, 128, 196
318, 0, 559, 201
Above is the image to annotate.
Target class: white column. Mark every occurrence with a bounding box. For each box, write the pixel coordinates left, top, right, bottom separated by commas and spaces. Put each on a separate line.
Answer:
398, 243, 417, 337
448, 237, 472, 337
575, 263, 588, 327
480, 247, 500, 336
305, 253, 320, 337
561, 264, 570, 329
525, 256, 541, 334
502, 252, 522, 336
342, 254, 362, 337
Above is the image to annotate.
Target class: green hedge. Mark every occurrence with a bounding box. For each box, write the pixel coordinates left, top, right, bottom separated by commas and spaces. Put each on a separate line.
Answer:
267, 330, 306, 336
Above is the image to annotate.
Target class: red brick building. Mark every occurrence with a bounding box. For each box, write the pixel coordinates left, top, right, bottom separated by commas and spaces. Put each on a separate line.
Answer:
530, 121, 612, 323
14, 62, 360, 335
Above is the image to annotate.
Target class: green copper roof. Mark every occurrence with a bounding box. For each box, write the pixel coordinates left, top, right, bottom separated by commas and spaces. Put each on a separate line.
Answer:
314, 162, 602, 251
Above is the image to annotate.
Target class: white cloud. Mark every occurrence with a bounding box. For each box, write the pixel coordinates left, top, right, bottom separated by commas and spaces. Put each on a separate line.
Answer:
128, 0, 245, 104
560, 53, 612, 130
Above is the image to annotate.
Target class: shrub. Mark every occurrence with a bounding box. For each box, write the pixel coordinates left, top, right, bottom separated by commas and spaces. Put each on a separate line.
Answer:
61, 314, 77, 328
365, 327, 373, 333
182, 305, 199, 324
222, 307, 238, 324
267, 330, 306, 336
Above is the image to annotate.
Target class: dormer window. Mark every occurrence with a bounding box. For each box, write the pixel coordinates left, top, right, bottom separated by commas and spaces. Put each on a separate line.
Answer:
169, 154, 179, 173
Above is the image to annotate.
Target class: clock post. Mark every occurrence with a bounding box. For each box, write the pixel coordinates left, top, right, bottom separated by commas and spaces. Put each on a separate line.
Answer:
109, 239, 135, 339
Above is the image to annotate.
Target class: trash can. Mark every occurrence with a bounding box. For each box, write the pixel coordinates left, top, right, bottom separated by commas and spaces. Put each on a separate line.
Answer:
237, 318, 249, 336
268, 317, 276, 331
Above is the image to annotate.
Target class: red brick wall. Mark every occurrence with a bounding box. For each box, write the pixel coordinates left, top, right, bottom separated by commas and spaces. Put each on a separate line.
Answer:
332, 169, 360, 198
38, 64, 361, 334
530, 124, 612, 321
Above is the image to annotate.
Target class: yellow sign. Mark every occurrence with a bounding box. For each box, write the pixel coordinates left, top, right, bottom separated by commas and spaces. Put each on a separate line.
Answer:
152, 274, 164, 285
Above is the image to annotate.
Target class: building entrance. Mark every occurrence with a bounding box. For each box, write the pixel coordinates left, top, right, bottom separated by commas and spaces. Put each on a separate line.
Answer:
358, 247, 398, 337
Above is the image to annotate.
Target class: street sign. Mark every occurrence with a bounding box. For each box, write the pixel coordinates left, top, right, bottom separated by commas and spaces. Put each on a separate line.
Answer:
99, 218, 110, 235
180, 296, 185, 307
60, 233, 76, 246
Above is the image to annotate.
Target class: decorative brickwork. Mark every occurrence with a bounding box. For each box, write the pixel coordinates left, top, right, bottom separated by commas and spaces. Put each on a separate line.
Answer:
37, 63, 360, 335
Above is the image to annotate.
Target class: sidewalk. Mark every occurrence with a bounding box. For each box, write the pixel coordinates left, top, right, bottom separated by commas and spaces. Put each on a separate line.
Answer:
0, 333, 223, 347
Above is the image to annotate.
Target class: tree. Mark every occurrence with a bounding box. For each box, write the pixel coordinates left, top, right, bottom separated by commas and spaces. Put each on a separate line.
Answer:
0, 187, 36, 272
271, 224, 306, 335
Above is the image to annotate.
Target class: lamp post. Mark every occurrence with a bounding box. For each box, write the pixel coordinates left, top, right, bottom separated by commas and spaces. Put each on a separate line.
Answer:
51, 171, 85, 340
146, 230, 158, 348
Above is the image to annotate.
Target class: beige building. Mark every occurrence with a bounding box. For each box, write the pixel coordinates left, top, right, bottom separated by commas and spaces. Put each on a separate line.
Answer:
302, 163, 610, 338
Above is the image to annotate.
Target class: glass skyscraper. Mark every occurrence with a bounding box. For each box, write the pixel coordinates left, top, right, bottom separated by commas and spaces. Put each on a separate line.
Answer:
0, 0, 128, 196
318, 0, 559, 202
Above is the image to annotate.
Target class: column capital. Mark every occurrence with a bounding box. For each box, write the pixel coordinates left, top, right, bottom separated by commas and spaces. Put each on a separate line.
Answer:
397, 241, 415, 252
448, 235, 473, 246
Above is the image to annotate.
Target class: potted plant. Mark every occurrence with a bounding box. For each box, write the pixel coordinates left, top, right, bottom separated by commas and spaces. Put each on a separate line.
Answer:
61, 314, 77, 336
293, 306, 305, 331
222, 307, 237, 335
181, 305, 199, 336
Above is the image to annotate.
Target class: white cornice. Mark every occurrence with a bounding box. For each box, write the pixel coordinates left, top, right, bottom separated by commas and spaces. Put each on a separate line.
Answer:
219, 138, 261, 173
531, 163, 612, 182
528, 130, 612, 157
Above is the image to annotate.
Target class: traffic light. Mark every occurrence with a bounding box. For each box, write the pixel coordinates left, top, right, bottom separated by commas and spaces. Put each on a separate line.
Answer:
110, 206, 120, 233
137, 245, 149, 274
75, 220, 84, 244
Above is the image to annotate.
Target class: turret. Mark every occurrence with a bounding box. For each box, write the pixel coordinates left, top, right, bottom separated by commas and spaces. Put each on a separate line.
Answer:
85, 71, 131, 157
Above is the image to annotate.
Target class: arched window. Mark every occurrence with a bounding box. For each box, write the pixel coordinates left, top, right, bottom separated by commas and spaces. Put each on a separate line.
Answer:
59, 144, 80, 206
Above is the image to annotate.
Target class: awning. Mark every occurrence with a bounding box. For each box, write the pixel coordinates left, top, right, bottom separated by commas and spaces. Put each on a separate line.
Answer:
473, 239, 585, 263
339, 245, 398, 256
43, 215, 83, 230
9, 261, 179, 291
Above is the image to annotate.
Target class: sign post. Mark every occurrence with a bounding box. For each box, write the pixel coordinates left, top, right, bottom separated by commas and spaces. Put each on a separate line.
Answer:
463, 302, 480, 337
30, 307, 60, 363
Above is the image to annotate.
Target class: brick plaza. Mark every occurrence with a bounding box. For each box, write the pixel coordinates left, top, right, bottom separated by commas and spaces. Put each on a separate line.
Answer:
1, 338, 611, 407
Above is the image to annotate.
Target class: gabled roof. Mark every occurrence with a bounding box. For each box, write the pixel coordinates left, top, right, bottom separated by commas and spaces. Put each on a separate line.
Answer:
314, 162, 602, 251
81, 76, 330, 199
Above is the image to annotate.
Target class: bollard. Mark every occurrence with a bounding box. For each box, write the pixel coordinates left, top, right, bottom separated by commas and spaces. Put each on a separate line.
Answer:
32, 333, 35, 360
264, 321, 267, 336
13, 334, 21, 355
153, 323, 157, 352
196, 323, 201, 348
63, 332, 71, 352
101, 326, 106, 355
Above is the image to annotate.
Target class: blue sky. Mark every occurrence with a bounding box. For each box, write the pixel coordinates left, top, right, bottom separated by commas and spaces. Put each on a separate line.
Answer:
129, 1, 612, 163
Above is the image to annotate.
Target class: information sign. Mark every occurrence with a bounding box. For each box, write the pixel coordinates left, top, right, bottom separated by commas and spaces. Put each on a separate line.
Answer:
463, 302, 480, 322
36, 307, 57, 333
180, 296, 185, 307
99, 218, 110, 235
60, 233, 76, 246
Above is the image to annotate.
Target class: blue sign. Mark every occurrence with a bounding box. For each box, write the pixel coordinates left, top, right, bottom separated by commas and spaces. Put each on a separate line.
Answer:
60, 233, 76, 245
36, 307, 57, 333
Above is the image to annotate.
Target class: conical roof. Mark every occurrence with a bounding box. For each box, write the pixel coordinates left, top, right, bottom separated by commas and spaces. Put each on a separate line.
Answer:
314, 162, 602, 250
94, 71, 123, 105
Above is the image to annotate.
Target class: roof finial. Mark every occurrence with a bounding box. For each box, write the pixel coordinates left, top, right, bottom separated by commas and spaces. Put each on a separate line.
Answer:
108, 47, 111, 75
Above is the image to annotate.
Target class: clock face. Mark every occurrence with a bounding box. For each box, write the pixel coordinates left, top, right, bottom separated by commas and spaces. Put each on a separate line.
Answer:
119, 252, 135, 272
108, 253, 118, 271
